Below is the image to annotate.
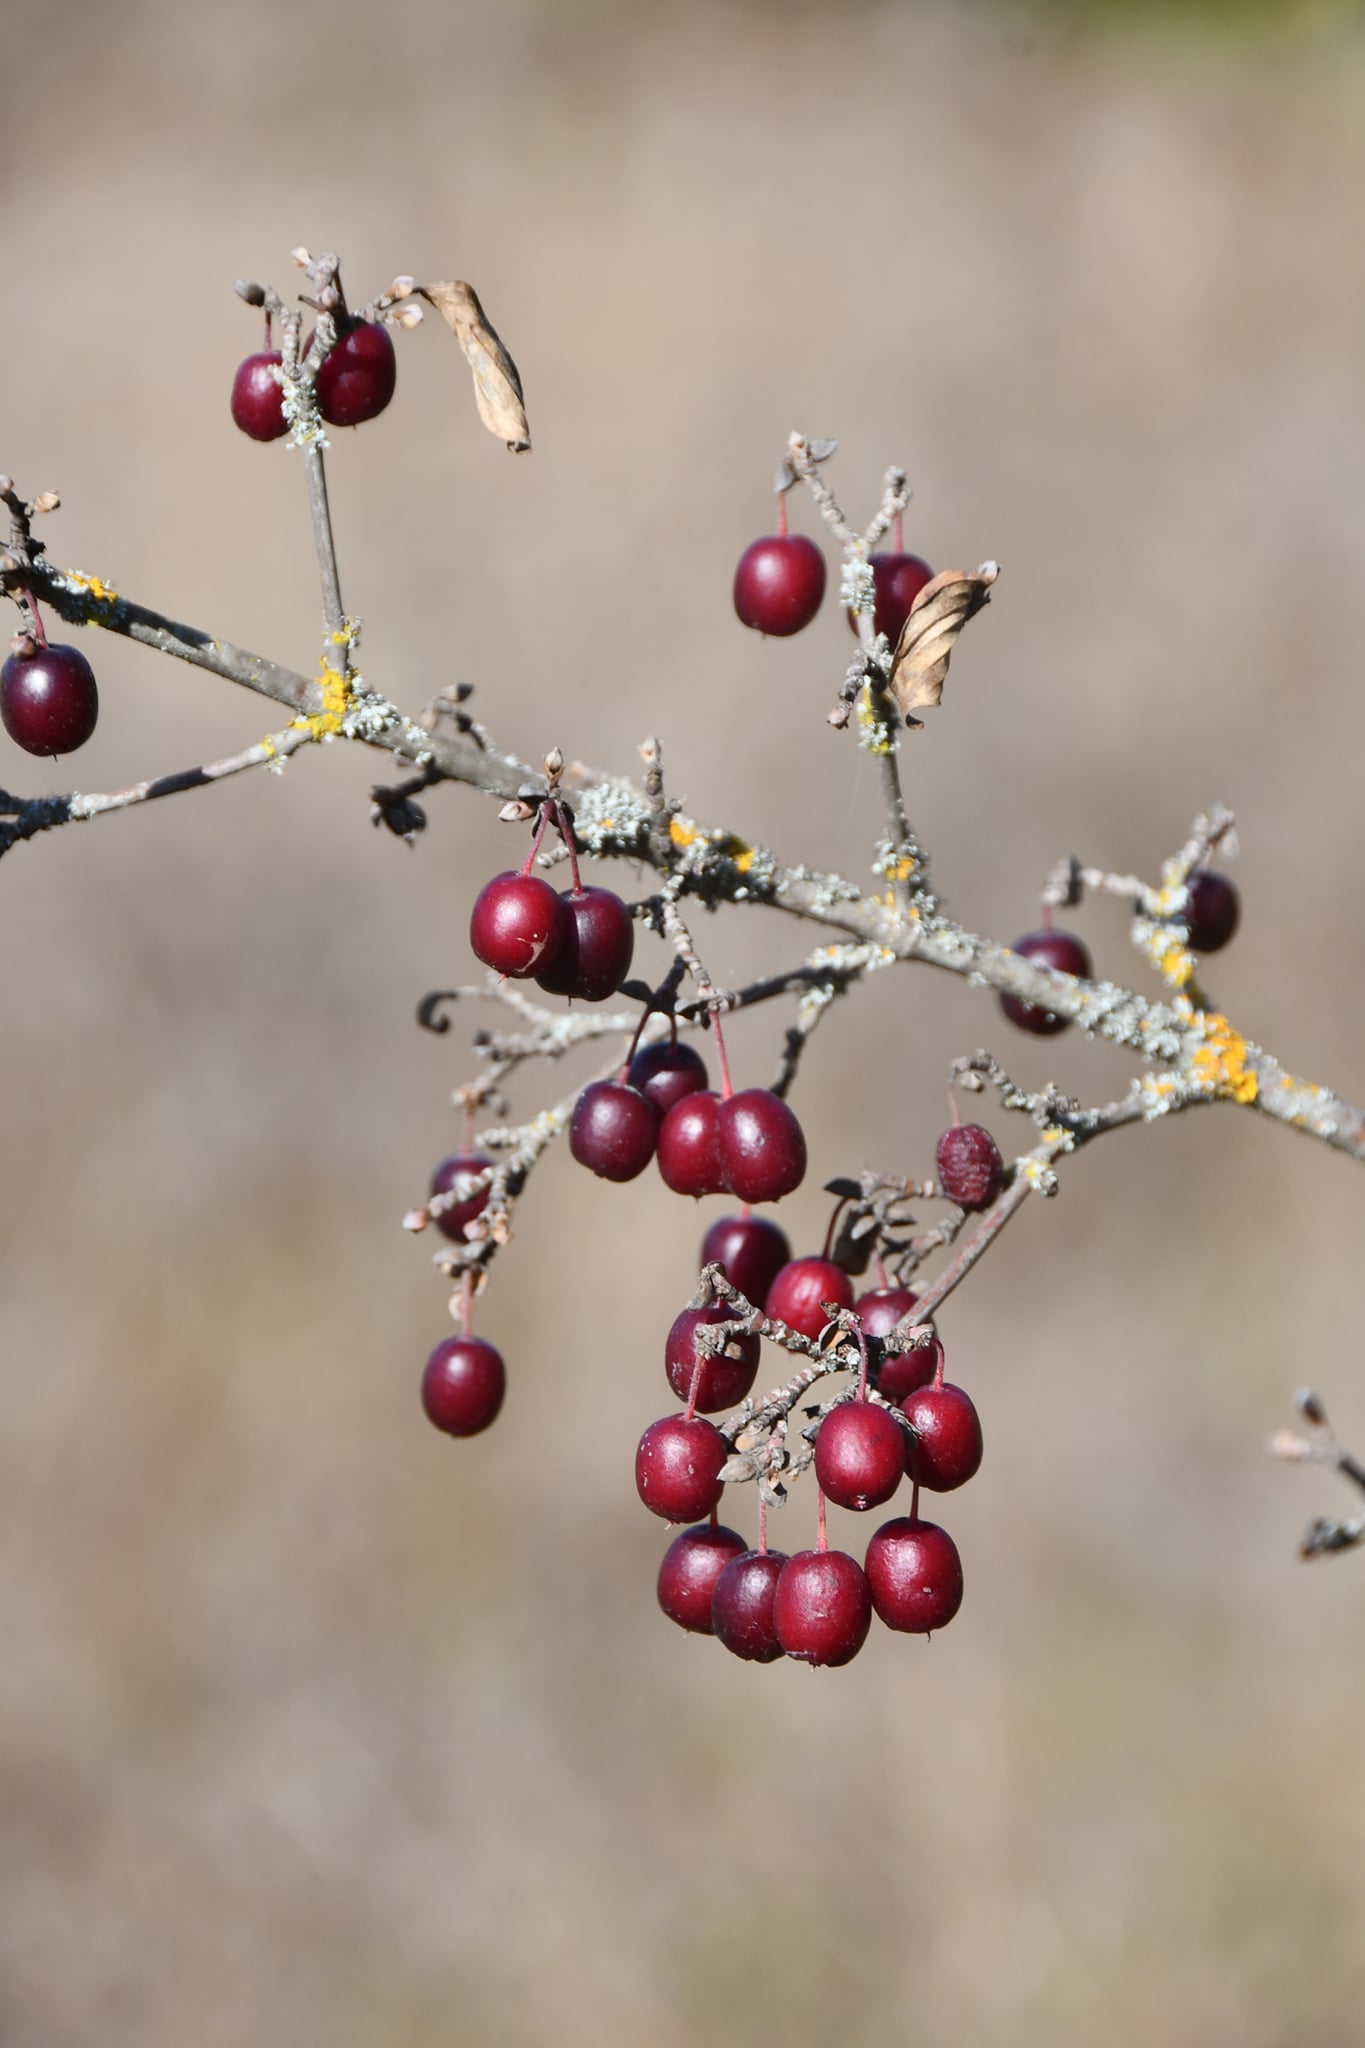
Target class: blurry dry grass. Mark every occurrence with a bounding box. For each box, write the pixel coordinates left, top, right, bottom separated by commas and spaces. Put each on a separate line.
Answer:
3, 2, 1365, 2044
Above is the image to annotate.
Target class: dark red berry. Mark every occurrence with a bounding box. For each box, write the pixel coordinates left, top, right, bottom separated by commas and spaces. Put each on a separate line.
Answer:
230, 350, 288, 440
421, 1335, 506, 1437
701, 1214, 792, 1310
569, 1081, 658, 1181
875, 1332, 943, 1407
716, 1088, 807, 1205
628, 1040, 709, 1117
469, 872, 568, 979
711, 1548, 788, 1662
854, 1286, 919, 1339
1000, 928, 1092, 1037
665, 1305, 760, 1413
901, 1382, 983, 1492
1183, 870, 1240, 954
813, 1401, 905, 1512
534, 885, 634, 1002
865, 1516, 963, 1633
764, 1258, 855, 1343
733, 534, 826, 636
315, 318, 397, 426
847, 551, 934, 643
429, 1151, 493, 1242
935, 1124, 1004, 1210
657, 1090, 726, 1197
657, 1523, 747, 1634
635, 1413, 728, 1522
773, 1549, 872, 1666
0, 644, 99, 756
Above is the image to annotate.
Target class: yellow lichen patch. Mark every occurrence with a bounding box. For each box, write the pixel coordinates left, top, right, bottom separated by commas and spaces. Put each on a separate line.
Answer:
1189, 1012, 1258, 1105
67, 571, 118, 607
669, 818, 697, 849
732, 843, 756, 874
889, 855, 916, 881
260, 734, 277, 759
291, 658, 351, 741
1156, 941, 1195, 989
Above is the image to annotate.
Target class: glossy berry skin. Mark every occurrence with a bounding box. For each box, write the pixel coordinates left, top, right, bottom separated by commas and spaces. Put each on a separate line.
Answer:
847, 551, 934, 644
865, 1517, 963, 1634
875, 1331, 943, 1407
429, 1151, 493, 1242
813, 1401, 905, 1512
733, 533, 826, 636
1000, 928, 1092, 1037
635, 1413, 728, 1523
854, 1286, 919, 1339
765, 1258, 855, 1343
773, 1549, 873, 1667
657, 1523, 748, 1634
901, 1381, 983, 1492
1183, 870, 1240, 954
421, 1336, 506, 1437
665, 1305, 760, 1413
469, 872, 568, 978
628, 1039, 709, 1117
657, 1090, 726, 1198
569, 1081, 658, 1181
717, 1089, 807, 1205
315, 318, 397, 426
534, 885, 634, 1002
0, 644, 99, 756
230, 350, 288, 440
711, 1548, 788, 1662
701, 1214, 791, 1311
935, 1124, 1004, 1211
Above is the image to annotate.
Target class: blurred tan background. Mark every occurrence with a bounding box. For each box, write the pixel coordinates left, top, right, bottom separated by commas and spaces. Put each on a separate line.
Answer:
3, 2, 1365, 2043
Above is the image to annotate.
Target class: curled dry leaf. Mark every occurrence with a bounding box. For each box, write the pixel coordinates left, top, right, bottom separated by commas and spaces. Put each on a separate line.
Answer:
417, 280, 531, 452
886, 561, 999, 727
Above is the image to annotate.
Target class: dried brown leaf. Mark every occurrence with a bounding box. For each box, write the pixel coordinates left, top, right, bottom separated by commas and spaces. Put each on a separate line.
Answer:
418, 280, 531, 452
886, 561, 999, 726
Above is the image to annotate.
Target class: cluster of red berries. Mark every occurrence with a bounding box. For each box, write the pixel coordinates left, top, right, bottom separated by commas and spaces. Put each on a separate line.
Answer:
640, 1203, 985, 1666
572, 1043, 807, 1199
732, 501, 933, 643
231, 317, 398, 442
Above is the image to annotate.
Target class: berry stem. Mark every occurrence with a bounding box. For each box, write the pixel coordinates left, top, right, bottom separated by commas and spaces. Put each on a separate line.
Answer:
460, 1268, 474, 1341
816, 1488, 829, 1553
822, 1194, 849, 1261
517, 803, 554, 879
757, 1493, 768, 1556
854, 1324, 871, 1402
552, 800, 583, 894
17, 587, 49, 649
910, 1477, 921, 1522
893, 509, 904, 553
777, 491, 789, 540
685, 1354, 704, 1423
709, 1007, 734, 1101
738, 1201, 751, 1223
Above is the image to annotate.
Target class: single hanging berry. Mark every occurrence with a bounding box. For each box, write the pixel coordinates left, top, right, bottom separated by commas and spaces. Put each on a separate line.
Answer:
700, 1214, 791, 1310
934, 1124, 1004, 1210
569, 1081, 659, 1182
315, 318, 397, 426
764, 1257, 855, 1343
664, 1304, 760, 1413
629, 1040, 709, 1117
716, 1088, 807, 1204
1, 643, 99, 756
773, 1549, 872, 1666
429, 1152, 494, 1242
999, 928, 1091, 1037
634, 1414, 728, 1523
230, 350, 288, 441
469, 872, 568, 979
846, 551, 934, 643
657, 1523, 747, 1634
864, 1516, 963, 1633
733, 534, 826, 636
711, 1547, 788, 1662
421, 1336, 506, 1437
813, 1400, 905, 1512
534, 885, 634, 1002
1182, 870, 1240, 954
